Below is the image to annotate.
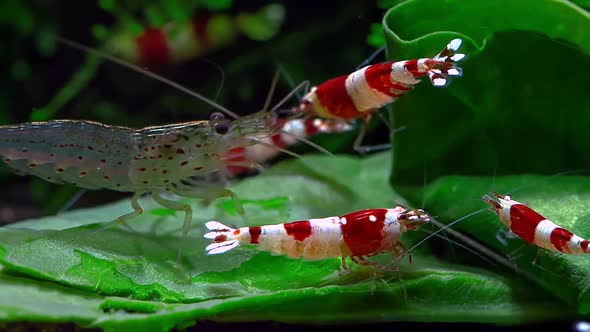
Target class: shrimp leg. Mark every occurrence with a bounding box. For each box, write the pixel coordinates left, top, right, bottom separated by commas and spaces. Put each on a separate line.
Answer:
150, 192, 193, 238
221, 189, 247, 222
151, 192, 193, 265
80, 192, 145, 239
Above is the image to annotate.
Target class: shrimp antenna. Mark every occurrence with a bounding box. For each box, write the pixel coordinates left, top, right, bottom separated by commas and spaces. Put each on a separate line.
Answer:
263, 77, 333, 156
241, 137, 302, 158
268, 80, 310, 114
279, 129, 333, 156
399, 208, 489, 262
55, 36, 241, 119
355, 46, 385, 70
413, 227, 498, 267
262, 70, 281, 113
272, 57, 304, 99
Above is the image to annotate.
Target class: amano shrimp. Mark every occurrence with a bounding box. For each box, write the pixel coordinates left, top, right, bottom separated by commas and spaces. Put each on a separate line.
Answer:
4, 36, 325, 247
0, 110, 282, 238
204, 206, 431, 271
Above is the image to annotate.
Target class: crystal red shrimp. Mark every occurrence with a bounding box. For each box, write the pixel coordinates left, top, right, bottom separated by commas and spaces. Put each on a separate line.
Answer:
107, 4, 285, 67
483, 192, 590, 255
297, 39, 465, 152
204, 206, 431, 271
299, 38, 465, 120
223, 116, 353, 176
0, 110, 281, 237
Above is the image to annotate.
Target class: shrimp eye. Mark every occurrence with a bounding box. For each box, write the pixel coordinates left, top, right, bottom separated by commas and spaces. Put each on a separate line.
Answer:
398, 213, 407, 220
209, 112, 225, 121
214, 122, 229, 135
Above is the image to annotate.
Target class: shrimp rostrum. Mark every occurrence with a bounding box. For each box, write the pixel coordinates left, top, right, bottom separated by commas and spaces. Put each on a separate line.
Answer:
0, 110, 282, 238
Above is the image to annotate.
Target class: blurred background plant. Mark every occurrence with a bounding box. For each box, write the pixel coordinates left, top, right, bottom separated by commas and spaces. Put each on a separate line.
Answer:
0, 0, 388, 223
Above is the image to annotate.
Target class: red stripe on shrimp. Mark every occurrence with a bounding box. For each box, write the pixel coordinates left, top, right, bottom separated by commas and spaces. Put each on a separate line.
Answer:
509, 203, 545, 243
249, 226, 262, 244
364, 63, 409, 97
403, 59, 419, 75
314, 76, 364, 119
136, 28, 170, 67
283, 220, 312, 241
549, 227, 574, 253
340, 209, 387, 256
304, 119, 319, 136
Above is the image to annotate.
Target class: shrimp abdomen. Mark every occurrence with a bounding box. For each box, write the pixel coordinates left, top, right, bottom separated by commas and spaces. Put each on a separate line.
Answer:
0, 120, 134, 190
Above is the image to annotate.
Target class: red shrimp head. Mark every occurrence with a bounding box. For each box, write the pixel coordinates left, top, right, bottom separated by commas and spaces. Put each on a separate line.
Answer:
482, 191, 514, 227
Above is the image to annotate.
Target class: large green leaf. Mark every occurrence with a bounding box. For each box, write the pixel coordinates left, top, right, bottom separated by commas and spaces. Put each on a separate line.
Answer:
409, 174, 590, 314
382, 0, 590, 313
383, 0, 590, 186
0, 153, 575, 331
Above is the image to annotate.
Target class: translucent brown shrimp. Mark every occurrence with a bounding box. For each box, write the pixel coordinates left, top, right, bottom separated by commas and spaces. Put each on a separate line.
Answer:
18, 36, 331, 260
0, 110, 281, 238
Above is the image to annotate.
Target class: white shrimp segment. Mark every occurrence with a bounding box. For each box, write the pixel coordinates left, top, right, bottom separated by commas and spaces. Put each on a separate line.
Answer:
236, 119, 305, 164
345, 66, 395, 112
381, 208, 403, 249
391, 62, 421, 85
497, 196, 516, 228
279, 119, 307, 146
534, 219, 560, 251
255, 217, 347, 260
568, 235, 587, 255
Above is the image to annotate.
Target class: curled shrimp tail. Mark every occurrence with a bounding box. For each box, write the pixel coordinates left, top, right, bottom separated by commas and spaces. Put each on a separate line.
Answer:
428, 38, 466, 87
204, 221, 240, 254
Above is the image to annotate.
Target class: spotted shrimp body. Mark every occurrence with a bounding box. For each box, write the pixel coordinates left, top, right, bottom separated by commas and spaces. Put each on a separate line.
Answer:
204, 206, 431, 270
483, 192, 590, 255
0, 110, 281, 239
299, 38, 465, 120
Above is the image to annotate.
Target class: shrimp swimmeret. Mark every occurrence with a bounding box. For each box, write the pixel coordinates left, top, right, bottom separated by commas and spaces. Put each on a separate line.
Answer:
0, 110, 285, 237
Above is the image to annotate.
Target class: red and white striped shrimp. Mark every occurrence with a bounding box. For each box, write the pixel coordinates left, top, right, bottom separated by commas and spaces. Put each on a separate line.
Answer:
0, 110, 282, 238
223, 116, 353, 176
204, 206, 431, 271
483, 192, 590, 255
107, 4, 285, 67
299, 38, 465, 120
297, 39, 465, 151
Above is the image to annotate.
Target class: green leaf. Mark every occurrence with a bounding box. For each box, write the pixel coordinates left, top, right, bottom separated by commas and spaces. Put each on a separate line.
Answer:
412, 174, 590, 314
381, 0, 590, 314
0, 153, 575, 331
382, 0, 590, 186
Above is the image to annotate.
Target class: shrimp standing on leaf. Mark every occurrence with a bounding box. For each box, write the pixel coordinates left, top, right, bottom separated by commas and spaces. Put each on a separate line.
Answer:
483, 192, 590, 255
204, 206, 431, 271
4, 37, 327, 250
